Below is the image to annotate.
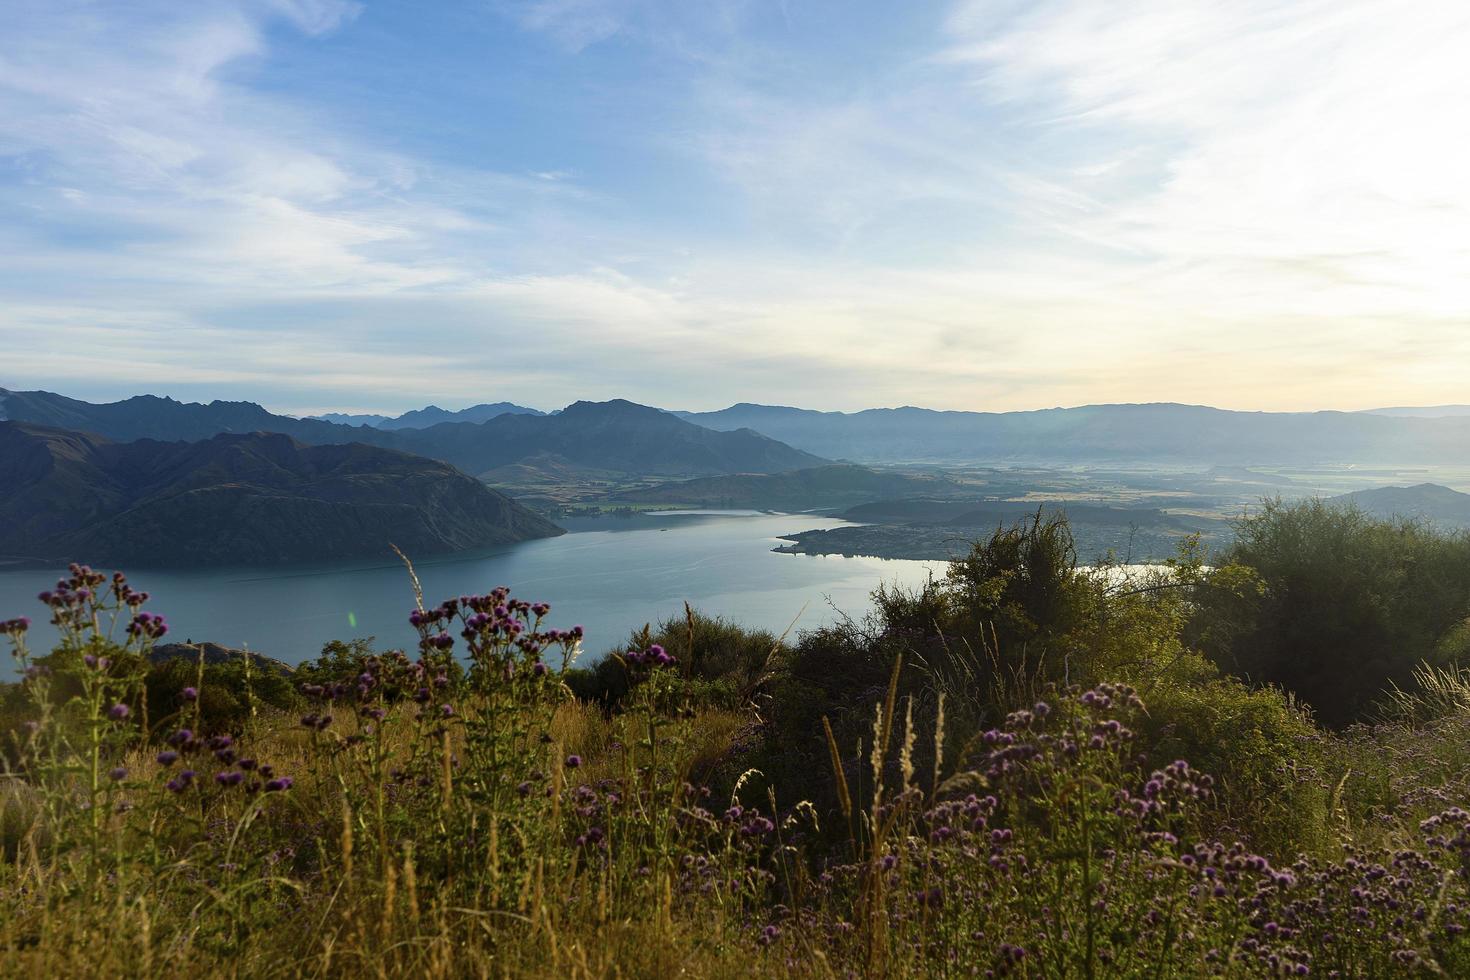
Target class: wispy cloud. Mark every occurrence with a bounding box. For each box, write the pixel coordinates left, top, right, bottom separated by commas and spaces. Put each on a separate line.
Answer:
3, 0, 1468, 415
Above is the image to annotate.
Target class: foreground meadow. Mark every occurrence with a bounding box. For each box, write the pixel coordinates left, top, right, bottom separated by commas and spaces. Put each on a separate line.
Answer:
4, 503, 1470, 977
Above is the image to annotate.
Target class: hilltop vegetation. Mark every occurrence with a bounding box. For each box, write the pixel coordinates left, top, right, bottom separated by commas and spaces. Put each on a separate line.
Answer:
4, 502, 1470, 975
0, 422, 561, 566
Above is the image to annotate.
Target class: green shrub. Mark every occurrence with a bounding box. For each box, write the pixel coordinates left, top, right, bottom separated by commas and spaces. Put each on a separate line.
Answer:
1135, 653, 1329, 857
1197, 498, 1470, 725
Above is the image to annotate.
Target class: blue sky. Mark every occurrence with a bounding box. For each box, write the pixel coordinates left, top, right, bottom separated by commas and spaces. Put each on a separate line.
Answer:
3, 0, 1469, 415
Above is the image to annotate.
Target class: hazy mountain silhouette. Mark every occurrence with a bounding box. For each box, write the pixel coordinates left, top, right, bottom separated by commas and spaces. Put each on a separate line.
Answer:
0, 422, 562, 567
313, 412, 394, 427
1329, 484, 1470, 528
1361, 406, 1470, 418
676, 402, 1470, 463
375, 400, 825, 479
312, 403, 543, 429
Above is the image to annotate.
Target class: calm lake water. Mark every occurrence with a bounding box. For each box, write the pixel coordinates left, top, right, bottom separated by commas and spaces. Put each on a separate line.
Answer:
0, 512, 943, 668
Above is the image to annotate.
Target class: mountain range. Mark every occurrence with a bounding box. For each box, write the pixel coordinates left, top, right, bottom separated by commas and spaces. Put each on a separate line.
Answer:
676, 403, 1470, 463
312, 402, 543, 429
0, 422, 561, 567
0, 390, 822, 480
11, 388, 1470, 475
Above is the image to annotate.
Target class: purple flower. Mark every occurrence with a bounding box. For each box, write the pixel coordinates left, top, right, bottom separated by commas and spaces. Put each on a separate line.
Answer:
565, 754, 582, 769
264, 777, 293, 792
156, 751, 179, 766
215, 771, 245, 787
181, 686, 198, 701
108, 703, 130, 721
108, 766, 127, 781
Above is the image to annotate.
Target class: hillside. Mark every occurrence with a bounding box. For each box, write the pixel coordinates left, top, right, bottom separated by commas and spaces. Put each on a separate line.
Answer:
0, 422, 562, 567
1329, 483, 1470, 528
676, 402, 1470, 464
607, 464, 955, 509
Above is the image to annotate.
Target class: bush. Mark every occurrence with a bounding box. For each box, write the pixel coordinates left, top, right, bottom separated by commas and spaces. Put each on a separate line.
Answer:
1197, 498, 1470, 725
1134, 653, 1329, 857
567, 607, 783, 712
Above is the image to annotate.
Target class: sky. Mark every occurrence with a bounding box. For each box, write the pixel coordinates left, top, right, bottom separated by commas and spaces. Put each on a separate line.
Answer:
2, 0, 1469, 416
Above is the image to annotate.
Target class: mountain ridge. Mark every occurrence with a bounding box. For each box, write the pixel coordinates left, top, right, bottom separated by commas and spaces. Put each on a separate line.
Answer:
676, 401, 1470, 463
0, 390, 823, 479
0, 422, 563, 567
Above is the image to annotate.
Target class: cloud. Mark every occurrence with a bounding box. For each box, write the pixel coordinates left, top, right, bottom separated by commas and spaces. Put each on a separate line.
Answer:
941, 0, 1470, 318
3, 0, 1468, 416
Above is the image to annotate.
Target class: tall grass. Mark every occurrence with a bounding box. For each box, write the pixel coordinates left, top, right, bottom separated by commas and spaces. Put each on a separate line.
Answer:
2, 563, 1470, 976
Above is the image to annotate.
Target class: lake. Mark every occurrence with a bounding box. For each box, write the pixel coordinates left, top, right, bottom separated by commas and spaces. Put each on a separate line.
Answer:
0, 512, 944, 668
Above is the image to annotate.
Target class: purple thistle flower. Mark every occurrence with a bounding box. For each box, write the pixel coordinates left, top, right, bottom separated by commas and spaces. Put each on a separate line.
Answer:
181, 686, 198, 701
565, 754, 582, 769
156, 751, 179, 766
264, 777, 293, 792
108, 703, 130, 721
108, 766, 127, 781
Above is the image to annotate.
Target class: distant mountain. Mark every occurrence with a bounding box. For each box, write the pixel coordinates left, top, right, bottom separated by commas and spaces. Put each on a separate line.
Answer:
0, 388, 349, 444
314, 412, 393, 427
378, 400, 826, 479
610, 464, 956, 510
1362, 406, 1470, 418
0, 390, 821, 480
1329, 484, 1470, 529
378, 403, 543, 429
0, 422, 562, 567
677, 402, 1470, 464
310, 403, 544, 430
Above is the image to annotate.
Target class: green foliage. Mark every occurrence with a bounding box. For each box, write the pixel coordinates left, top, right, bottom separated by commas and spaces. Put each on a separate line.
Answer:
1198, 497, 1470, 724
1135, 653, 1328, 857
144, 656, 300, 736
566, 607, 782, 712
